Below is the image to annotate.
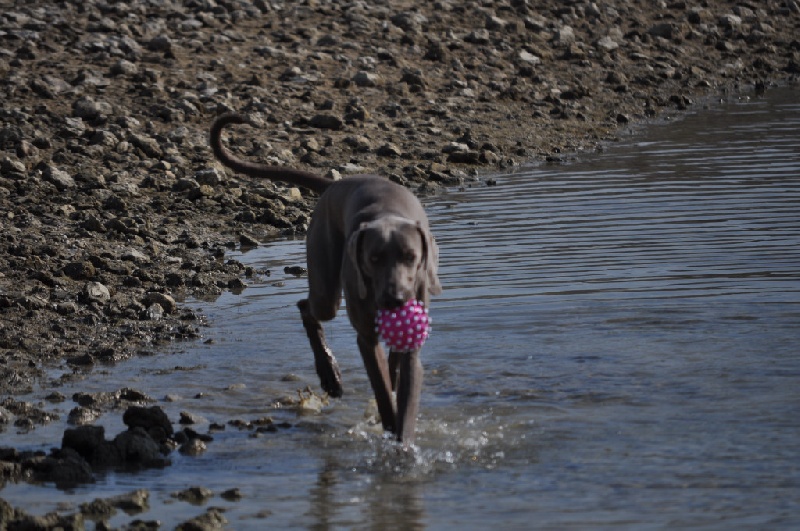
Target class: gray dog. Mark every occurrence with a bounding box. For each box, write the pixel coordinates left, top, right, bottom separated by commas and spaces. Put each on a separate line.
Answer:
210, 114, 442, 445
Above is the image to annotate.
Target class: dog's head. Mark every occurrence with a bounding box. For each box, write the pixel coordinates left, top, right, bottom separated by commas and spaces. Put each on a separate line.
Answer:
347, 216, 442, 309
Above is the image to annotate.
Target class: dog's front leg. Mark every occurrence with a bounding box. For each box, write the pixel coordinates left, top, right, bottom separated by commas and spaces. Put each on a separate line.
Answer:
394, 348, 423, 446
298, 299, 343, 398
356, 334, 396, 434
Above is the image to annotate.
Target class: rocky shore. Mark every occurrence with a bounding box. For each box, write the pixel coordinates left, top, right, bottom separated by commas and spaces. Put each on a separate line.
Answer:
1, 0, 798, 528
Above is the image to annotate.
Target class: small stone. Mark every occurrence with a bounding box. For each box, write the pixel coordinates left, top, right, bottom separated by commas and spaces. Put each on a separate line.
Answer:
240, 233, 259, 248
176, 508, 227, 530
719, 14, 742, 29
595, 36, 619, 52
552, 25, 575, 45
442, 142, 470, 154
16, 140, 38, 158
173, 486, 214, 504
376, 143, 402, 158
302, 138, 321, 153
400, 70, 426, 87
179, 411, 204, 425
486, 15, 508, 31
343, 135, 372, 152
67, 406, 102, 426
284, 266, 307, 276
1, 156, 26, 174
143, 303, 164, 321
285, 187, 303, 201
147, 35, 173, 52
128, 133, 163, 158
110, 59, 138, 76
221, 488, 242, 501
83, 282, 111, 305
108, 489, 150, 513
648, 23, 676, 39
464, 29, 491, 44
390, 12, 428, 33
352, 71, 381, 87
447, 151, 481, 164
179, 438, 207, 456
143, 292, 176, 313
122, 405, 173, 438
73, 97, 111, 120
195, 168, 225, 186
687, 8, 710, 24
63, 261, 96, 280
43, 165, 76, 190
518, 50, 541, 64
309, 114, 343, 130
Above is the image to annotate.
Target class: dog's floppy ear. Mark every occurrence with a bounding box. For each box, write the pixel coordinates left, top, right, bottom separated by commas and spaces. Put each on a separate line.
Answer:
417, 222, 442, 295
346, 223, 369, 299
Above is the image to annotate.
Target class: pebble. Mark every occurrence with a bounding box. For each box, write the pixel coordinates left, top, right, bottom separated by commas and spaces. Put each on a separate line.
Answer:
83, 282, 111, 305
173, 486, 214, 504
309, 114, 344, 130
353, 71, 381, 87
179, 438, 207, 456
143, 292, 177, 313
42, 165, 76, 190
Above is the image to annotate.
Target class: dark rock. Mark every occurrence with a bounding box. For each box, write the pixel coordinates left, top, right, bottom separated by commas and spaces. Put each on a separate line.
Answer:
173, 486, 214, 504
3, 507, 85, 530
113, 428, 167, 467
179, 411, 204, 425
143, 292, 177, 313
179, 438, 207, 456
353, 71, 381, 87
108, 489, 150, 513
67, 406, 102, 426
649, 23, 678, 39
42, 165, 76, 190
63, 261, 97, 280
239, 233, 259, 248
221, 488, 242, 501
175, 508, 228, 531
27, 447, 94, 486
81, 281, 111, 305
447, 151, 481, 164
309, 114, 344, 130
123, 405, 174, 439
63, 425, 106, 462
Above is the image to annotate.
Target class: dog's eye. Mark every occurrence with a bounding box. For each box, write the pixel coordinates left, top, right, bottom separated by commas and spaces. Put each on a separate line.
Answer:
369, 254, 381, 264
402, 252, 416, 264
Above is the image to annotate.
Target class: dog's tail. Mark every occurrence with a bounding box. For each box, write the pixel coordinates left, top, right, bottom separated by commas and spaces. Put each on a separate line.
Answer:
210, 113, 333, 194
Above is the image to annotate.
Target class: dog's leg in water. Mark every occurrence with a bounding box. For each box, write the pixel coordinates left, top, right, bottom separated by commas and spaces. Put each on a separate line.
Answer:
357, 335, 397, 434
394, 349, 423, 446
298, 299, 343, 398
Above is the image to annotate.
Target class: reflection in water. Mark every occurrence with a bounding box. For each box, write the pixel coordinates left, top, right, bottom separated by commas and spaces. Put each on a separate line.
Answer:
1, 89, 799, 529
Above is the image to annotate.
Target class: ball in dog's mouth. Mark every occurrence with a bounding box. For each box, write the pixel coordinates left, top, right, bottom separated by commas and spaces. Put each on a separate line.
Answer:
375, 299, 431, 351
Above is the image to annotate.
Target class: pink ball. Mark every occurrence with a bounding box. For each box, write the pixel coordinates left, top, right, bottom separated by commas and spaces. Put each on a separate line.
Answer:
375, 299, 431, 351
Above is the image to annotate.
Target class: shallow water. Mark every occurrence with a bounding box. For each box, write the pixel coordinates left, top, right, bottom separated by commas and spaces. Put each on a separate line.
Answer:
3, 88, 800, 529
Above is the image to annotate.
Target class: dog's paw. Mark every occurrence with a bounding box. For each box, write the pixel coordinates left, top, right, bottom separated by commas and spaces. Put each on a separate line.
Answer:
316, 360, 343, 398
